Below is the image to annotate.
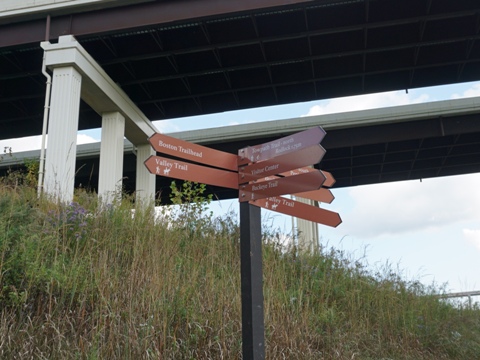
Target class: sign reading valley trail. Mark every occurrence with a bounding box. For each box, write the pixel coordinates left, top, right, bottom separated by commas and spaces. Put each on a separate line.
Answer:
144, 155, 238, 190
145, 126, 341, 228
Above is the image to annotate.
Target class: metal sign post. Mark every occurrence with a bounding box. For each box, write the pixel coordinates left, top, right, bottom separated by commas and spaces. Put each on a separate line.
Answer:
240, 201, 265, 360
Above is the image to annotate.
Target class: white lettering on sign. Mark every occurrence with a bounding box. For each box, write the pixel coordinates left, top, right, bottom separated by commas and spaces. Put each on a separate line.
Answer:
247, 163, 280, 176
252, 144, 270, 154
250, 180, 278, 192
158, 140, 178, 152
174, 162, 188, 171
275, 141, 302, 155
268, 180, 278, 188
158, 140, 203, 158
155, 157, 173, 168
266, 197, 281, 204
289, 167, 310, 176
264, 197, 280, 210
252, 183, 268, 192
179, 145, 202, 158
282, 198, 295, 207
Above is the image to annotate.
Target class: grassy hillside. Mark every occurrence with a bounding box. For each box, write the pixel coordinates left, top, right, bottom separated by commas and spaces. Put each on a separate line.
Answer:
0, 177, 479, 359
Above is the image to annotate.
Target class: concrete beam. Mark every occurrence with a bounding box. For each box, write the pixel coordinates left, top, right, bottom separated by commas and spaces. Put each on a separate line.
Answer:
0, 0, 152, 24
173, 96, 480, 145
41, 35, 158, 146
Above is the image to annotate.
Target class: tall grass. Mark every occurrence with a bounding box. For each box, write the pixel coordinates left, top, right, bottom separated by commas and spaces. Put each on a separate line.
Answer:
0, 179, 479, 359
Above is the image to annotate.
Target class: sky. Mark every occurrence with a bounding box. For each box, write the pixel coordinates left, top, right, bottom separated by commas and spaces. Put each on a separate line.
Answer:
1, 81, 480, 295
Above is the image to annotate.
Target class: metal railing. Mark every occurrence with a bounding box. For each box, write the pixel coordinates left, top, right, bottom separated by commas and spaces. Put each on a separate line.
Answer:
438, 291, 480, 308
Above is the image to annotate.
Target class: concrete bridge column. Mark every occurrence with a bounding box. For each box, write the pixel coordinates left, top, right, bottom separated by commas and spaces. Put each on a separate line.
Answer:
98, 111, 125, 205
44, 65, 82, 203
135, 143, 156, 207
296, 197, 319, 254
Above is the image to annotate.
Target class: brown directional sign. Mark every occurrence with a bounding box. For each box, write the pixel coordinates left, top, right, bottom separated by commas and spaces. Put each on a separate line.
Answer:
250, 196, 342, 228
319, 170, 336, 188
238, 145, 326, 184
149, 133, 238, 171
144, 155, 238, 189
295, 188, 335, 204
239, 170, 326, 202
254, 167, 336, 203
238, 126, 326, 165
280, 168, 336, 188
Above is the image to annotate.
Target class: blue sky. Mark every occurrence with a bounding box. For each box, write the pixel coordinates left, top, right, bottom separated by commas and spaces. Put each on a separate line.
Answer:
2, 81, 480, 295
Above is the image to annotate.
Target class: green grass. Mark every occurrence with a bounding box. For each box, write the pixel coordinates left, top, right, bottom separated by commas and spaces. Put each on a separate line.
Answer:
0, 180, 479, 359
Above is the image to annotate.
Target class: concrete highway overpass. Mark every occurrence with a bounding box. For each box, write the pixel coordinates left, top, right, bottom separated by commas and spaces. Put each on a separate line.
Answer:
2, 96, 480, 202
1, 0, 480, 201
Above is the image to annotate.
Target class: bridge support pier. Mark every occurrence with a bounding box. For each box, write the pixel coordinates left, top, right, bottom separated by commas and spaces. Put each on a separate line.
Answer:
98, 111, 125, 205
135, 143, 156, 207
43, 65, 82, 203
296, 197, 319, 253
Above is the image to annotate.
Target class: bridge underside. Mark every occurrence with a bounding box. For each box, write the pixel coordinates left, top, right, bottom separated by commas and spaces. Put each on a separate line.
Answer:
1, 0, 480, 202
2, 0, 480, 141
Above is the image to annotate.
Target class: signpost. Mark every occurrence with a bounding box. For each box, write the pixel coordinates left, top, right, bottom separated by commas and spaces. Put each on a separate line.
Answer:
145, 126, 340, 360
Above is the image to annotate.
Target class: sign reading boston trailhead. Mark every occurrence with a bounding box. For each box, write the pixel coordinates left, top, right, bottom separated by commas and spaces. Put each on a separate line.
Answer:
149, 133, 238, 171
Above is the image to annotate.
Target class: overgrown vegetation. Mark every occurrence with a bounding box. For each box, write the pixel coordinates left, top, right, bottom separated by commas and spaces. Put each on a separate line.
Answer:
0, 172, 479, 359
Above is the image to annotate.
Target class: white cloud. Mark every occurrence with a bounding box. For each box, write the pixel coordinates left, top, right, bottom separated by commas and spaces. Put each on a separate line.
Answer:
0, 133, 99, 153
464, 228, 480, 251
153, 119, 181, 133
341, 174, 480, 238
0, 135, 44, 153
303, 90, 430, 117
451, 83, 480, 99
76, 133, 99, 145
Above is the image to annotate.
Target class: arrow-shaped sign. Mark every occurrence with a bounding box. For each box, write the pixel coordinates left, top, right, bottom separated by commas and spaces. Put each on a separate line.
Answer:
149, 133, 238, 171
238, 126, 326, 165
238, 145, 326, 184
144, 155, 238, 189
254, 168, 336, 203
295, 188, 335, 204
280, 168, 336, 188
250, 196, 342, 228
239, 170, 326, 202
